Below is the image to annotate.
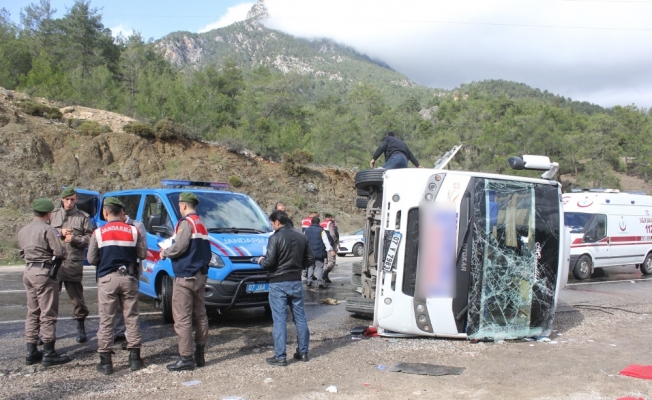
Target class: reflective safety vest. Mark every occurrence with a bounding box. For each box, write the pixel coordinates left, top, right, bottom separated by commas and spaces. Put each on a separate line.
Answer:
301, 217, 312, 233
95, 221, 138, 278
172, 213, 211, 278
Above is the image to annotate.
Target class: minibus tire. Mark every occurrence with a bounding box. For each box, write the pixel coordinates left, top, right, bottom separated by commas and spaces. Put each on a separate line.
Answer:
161, 274, 174, 323
345, 297, 375, 317
573, 255, 592, 280
641, 254, 652, 275
352, 262, 362, 275
356, 197, 368, 209
357, 188, 370, 197
351, 273, 362, 287
355, 169, 385, 190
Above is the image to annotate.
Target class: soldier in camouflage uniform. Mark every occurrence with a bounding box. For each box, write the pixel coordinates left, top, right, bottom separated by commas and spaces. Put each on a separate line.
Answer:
49, 186, 93, 343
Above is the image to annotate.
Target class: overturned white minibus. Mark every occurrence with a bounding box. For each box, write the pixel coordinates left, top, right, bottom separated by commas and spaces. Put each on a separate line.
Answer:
350, 152, 569, 340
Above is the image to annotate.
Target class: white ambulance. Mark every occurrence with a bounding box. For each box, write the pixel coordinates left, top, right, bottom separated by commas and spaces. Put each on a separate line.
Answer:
563, 189, 652, 280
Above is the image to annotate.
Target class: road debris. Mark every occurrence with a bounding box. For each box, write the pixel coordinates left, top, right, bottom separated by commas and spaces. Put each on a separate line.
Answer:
326, 385, 338, 393
389, 363, 465, 376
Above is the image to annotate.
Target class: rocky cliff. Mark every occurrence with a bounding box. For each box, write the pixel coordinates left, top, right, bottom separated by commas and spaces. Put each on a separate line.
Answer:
0, 89, 363, 263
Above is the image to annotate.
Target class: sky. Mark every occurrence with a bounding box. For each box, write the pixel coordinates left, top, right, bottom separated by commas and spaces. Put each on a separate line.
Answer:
4, 0, 652, 108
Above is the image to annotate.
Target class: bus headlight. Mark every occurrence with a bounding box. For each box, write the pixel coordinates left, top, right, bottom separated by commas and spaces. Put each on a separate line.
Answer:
209, 252, 225, 268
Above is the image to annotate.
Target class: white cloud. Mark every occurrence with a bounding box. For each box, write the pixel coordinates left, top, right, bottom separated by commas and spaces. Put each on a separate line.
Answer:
111, 24, 134, 38
261, 0, 652, 108
198, 2, 256, 33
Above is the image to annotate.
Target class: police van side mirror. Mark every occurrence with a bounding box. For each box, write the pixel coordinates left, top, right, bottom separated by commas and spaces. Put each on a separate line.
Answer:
152, 225, 174, 238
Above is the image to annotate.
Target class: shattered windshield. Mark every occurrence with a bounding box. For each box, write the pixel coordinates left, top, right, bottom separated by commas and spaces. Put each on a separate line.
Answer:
564, 212, 593, 233
467, 179, 560, 340
167, 192, 272, 233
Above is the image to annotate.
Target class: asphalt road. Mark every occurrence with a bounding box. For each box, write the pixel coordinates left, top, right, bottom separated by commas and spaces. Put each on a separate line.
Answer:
2, 259, 652, 398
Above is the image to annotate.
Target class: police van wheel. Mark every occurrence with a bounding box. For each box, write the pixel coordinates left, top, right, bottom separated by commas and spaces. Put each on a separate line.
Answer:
573, 255, 592, 280
355, 169, 385, 191
352, 244, 364, 257
641, 254, 652, 275
161, 275, 174, 324
345, 297, 374, 318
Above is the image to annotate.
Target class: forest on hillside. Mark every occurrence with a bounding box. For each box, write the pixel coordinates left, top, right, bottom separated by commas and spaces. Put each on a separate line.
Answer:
1, 0, 651, 189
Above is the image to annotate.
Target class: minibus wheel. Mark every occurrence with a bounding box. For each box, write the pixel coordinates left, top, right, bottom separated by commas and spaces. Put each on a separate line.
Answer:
573, 255, 592, 280
357, 188, 370, 197
641, 254, 652, 275
345, 297, 374, 317
355, 169, 385, 190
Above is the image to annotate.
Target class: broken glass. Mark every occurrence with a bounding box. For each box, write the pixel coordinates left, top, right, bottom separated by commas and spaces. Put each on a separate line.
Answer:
467, 179, 560, 340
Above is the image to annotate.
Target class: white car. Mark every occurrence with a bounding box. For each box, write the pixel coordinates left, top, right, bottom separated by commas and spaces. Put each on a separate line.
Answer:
337, 229, 364, 257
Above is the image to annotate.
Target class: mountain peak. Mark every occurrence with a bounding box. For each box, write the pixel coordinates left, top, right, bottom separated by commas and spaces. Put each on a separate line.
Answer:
246, 0, 268, 22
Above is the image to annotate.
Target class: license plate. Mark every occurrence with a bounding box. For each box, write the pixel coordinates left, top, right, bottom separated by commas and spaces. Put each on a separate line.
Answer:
246, 283, 269, 293
383, 231, 403, 272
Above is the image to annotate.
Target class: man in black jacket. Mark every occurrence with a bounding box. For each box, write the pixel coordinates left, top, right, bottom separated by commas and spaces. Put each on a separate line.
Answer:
370, 130, 423, 169
257, 211, 314, 366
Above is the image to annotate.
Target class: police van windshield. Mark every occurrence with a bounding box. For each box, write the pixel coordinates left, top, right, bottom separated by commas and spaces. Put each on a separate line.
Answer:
564, 212, 593, 233
167, 192, 272, 233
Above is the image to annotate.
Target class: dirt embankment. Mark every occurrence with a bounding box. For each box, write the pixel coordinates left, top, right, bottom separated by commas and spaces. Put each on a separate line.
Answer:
0, 89, 363, 262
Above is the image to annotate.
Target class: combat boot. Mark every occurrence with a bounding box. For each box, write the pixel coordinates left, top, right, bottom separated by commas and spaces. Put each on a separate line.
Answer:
166, 357, 195, 371
195, 345, 205, 367
76, 319, 87, 343
129, 348, 144, 371
25, 343, 43, 365
41, 341, 72, 367
96, 352, 113, 375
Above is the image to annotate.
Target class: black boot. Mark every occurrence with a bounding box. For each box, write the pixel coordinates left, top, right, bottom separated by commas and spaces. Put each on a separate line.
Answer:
195, 345, 205, 367
166, 357, 195, 371
41, 341, 72, 367
25, 343, 43, 365
76, 319, 87, 343
96, 352, 113, 375
129, 348, 144, 371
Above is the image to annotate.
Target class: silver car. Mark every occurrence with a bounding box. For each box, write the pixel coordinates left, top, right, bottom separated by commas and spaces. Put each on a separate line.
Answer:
337, 229, 364, 257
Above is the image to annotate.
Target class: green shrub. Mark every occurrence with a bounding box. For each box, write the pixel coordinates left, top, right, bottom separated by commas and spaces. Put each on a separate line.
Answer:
17, 100, 62, 119
77, 120, 110, 136
154, 118, 182, 140
282, 149, 315, 176
228, 175, 243, 188
123, 122, 155, 139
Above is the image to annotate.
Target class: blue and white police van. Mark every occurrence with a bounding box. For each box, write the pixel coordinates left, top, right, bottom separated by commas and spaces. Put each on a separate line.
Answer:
76, 180, 272, 323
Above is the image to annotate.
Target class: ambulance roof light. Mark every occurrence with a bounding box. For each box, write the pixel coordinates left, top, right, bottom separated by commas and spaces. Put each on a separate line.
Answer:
508, 155, 559, 179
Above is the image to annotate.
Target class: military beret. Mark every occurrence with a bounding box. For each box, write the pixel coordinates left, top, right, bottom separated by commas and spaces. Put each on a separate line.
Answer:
309, 208, 318, 213
179, 192, 199, 204
32, 198, 55, 213
324, 211, 335, 217
60, 186, 77, 199
103, 197, 124, 208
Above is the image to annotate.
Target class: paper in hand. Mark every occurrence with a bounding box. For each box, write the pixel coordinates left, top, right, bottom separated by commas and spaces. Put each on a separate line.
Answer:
158, 235, 176, 250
